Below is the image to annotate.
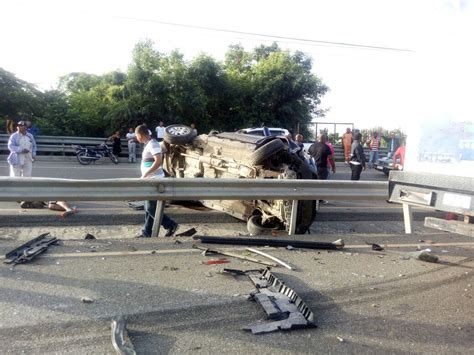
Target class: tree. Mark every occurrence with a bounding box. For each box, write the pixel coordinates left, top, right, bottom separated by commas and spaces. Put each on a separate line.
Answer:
0, 68, 45, 131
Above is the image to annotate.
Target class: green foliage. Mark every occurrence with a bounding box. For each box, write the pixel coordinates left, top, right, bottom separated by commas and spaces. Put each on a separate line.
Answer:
1, 40, 329, 137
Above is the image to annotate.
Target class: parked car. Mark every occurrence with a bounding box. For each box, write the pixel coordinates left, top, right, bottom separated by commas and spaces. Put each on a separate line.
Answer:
374, 156, 396, 175
236, 127, 290, 137
162, 124, 317, 235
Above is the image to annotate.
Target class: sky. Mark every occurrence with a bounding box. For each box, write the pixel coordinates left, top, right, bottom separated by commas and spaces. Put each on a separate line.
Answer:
1, 0, 473, 132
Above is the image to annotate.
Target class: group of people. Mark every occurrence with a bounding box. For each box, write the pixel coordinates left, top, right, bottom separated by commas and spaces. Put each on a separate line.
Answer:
6, 119, 180, 236
114, 121, 197, 164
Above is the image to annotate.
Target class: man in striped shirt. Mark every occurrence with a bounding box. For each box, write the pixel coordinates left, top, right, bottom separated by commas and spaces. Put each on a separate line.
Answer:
368, 132, 381, 168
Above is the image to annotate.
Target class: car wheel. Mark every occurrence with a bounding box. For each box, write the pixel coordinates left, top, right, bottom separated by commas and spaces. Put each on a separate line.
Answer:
246, 215, 281, 236
164, 124, 197, 145
245, 139, 286, 166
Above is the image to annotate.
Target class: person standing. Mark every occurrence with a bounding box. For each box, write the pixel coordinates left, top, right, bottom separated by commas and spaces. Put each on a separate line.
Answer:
108, 130, 122, 157
308, 134, 335, 180
155, 121, 165, 142
393, 139, 406, 170
368, 131, 381, 168
342, 127, 353, 164
349, 132, 367, 180
325, 139, 336, 178
7, 120, 37, 178
134, 125, 178, 238
190, 123, 197, 136
295, 134, 304, 148
125, 127, 137, 163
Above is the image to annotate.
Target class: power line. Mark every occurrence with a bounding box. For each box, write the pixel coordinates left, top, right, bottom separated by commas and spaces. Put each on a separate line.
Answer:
114, 15, 414, 53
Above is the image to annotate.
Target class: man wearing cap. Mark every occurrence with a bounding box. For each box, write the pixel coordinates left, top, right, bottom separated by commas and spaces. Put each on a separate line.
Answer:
7, 121, 37, 177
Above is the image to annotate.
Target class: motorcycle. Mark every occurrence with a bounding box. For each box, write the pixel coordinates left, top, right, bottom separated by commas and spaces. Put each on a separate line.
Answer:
72, 141, 119, 165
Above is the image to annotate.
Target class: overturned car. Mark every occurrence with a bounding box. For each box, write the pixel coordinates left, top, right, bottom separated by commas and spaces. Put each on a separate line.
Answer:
162, 124, 317, 235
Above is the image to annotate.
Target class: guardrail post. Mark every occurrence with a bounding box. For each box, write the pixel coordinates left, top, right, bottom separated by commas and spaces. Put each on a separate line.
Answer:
402, 203, 413, 234
151, 201, 165, 237
289, 200, 298, 235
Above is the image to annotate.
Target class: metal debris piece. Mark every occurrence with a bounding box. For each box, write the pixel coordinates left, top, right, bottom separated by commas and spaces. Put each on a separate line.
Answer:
222, 268, 263, 276
244, 268, 316, 334
245, 248, 293, 270
193, 245, 277, 267
81, 297, 94, 303
175, 227, 197, 237
111, 316, 136, 355
194, 236, 344, 250
4, 232, 58, 265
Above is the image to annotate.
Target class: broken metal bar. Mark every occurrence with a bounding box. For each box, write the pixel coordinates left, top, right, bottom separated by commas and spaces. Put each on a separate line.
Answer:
194, 236, 344, 250
192, 245, 277, 267
111, 316, 136, 355
244, 268, 316, 334
4, 232, 58, 265
246, 248, 293, 270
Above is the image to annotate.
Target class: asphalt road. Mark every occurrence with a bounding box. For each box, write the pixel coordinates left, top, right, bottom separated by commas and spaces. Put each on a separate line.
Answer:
1, 159, 472, 353
0, 233, 472, 354
0, 159, 389, 181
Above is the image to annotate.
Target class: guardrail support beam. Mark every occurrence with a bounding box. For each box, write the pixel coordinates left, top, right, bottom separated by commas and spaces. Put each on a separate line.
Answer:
151, 201, 165, 237
402, 203, 413, 234
289, 200, 298, 235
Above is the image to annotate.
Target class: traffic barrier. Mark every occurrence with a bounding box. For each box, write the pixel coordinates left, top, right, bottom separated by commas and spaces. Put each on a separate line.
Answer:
0, 134, 387, 160
0, 177, 388, 202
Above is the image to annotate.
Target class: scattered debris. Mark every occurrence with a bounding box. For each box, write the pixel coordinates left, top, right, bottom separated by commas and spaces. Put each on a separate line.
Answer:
413, 250, 439, 263
286, 245, 296, 251
193, 245, 277, 267
245, 247, 293, 270
128, 200, 145, 211
222, 268, 262, 277
175, 227, 197, 237
81, 297, 94, 303
244, 268, 316, 334
162, 266, 179, 271
111, 316, 136, 355
336, 336, 345, 343
194, 236, 344, 250
205, 272, 213, 277
84, 233, 96, 240
4, 232, 58, 265
203, 258, 230, 265
365, 242, 384, 251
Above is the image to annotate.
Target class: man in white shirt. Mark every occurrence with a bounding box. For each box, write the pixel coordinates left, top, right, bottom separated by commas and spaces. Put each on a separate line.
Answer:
155, 121, 165, 142
7, 120, 37, 177
134, 124, 178, 237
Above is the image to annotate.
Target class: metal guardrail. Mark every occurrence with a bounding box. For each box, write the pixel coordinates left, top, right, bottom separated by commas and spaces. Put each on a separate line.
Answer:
3, 168, 465, 241
0, 134, 387, 160
0, 134, 139, 157
0, 177, 388, 236
0, 177, 388, 202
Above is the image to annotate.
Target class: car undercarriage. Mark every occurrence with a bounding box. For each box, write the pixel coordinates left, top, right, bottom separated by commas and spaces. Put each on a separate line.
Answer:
162, 125, 317, 235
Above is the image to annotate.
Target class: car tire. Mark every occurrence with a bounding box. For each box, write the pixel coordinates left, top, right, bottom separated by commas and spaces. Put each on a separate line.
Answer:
246, 215, 280, 236
245, 139, 286, 166
164, 124, 197, 145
